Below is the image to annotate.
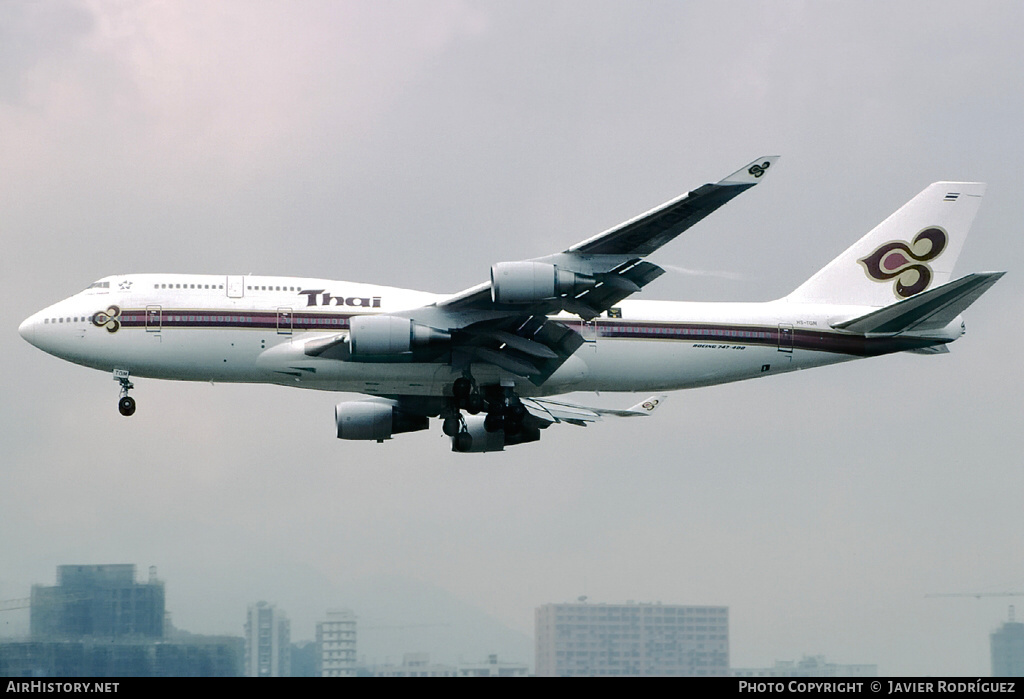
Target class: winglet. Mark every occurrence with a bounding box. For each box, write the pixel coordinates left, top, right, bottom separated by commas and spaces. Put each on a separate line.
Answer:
624, 394, 667, 415
720, 156, 780, 186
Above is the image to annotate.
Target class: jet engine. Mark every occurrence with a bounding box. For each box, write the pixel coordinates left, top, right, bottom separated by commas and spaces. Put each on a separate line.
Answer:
490, 261, 595, 304
348, 315, 449, 356
335, 399, 429, 441
450, 414, 542, 453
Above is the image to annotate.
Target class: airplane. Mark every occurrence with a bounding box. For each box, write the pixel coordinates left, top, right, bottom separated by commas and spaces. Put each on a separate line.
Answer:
18, 156, 1004, 452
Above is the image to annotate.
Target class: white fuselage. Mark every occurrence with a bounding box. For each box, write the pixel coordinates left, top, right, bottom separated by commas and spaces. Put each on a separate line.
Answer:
19, 274, 962, 399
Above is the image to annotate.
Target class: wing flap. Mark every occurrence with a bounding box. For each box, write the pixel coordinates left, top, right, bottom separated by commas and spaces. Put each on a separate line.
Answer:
522, 398, 600, 426
453, 316, 585, 385
564, 260, 666, 320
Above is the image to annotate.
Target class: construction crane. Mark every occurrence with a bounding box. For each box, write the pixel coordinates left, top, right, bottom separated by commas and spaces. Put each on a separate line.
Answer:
925, 592, 1024, 600
925, 592, 1024, 623
0, 593, 92, 613
362, 623, 450, 631
0, 597, 31, 613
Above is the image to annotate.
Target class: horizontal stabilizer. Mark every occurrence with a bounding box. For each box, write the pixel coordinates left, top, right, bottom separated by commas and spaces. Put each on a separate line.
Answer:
832, 272, 1004, 335
905, 344, 950, 355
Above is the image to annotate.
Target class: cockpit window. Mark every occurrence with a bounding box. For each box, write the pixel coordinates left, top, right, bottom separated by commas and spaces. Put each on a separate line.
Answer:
85, 281, 110, 290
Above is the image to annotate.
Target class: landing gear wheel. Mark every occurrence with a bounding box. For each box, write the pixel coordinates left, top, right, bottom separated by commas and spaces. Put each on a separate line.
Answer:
442, 416, 461, 437
484, 413, 504, 433
114, 370, 136, 417
453, 377, 472, 400
503, 415, 522, 437
465, 393, 485, 415
118, 396, 136, 417
453, 431, 473, 452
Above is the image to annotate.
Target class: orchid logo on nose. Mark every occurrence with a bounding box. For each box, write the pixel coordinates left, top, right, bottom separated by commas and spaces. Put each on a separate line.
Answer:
92, 305, 122, 333
858, 227, 948, 299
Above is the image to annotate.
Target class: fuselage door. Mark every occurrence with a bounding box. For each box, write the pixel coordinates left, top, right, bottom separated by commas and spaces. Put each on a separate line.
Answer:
777, 324, 794, 353
277, 307, 293, 336
226, 276, 244, 298
146, 305, 162, 333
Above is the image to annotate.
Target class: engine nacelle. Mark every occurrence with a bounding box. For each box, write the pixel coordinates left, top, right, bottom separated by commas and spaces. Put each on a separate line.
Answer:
335, 400, 429, 441
348, 315, 449, 356
450, 415, 542, 453
490, 261, 595, 304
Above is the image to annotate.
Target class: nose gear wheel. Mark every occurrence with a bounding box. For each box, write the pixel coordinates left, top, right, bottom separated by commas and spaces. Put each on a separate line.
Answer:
115, 371, 136, 417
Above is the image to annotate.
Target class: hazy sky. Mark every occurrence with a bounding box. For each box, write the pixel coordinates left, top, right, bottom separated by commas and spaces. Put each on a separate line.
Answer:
2, 1, 1023, 675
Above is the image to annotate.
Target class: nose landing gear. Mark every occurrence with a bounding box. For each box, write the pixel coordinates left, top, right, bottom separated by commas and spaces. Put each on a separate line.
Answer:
114, 369, 136, 416
118, 395, 136, 416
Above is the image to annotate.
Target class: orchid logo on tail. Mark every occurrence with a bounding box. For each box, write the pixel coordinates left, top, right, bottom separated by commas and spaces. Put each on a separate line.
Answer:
858, 227, 948, 299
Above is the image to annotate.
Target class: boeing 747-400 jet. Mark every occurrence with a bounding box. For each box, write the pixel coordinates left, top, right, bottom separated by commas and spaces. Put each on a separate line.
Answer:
19, 157, 1004, 451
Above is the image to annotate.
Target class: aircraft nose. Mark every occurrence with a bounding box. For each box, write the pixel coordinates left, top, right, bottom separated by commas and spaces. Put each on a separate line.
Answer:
19, 314, 38, 346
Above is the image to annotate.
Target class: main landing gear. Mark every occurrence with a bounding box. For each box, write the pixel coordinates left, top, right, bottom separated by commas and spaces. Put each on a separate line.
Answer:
114, 369, 136, 417
447, 376, 529, 451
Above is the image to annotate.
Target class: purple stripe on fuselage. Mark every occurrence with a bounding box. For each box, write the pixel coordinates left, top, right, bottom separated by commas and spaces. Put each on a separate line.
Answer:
114, 310, 944, 357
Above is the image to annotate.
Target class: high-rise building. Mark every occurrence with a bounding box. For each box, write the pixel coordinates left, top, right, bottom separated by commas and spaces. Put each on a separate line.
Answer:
316, 608, 357, 677
244, 601, 290, 677
991, 615, 1024, 677
30, 564, 164, 639
3, 564, 242, 676
535, 601, 729, 677
0, 636, 244, 677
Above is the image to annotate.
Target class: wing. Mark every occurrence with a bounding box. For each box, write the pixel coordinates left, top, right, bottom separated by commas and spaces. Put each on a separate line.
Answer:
307, 157, 778, 385
392, 157, 778, 382
567, 157, 778, 256
523, 394, 668, 427
433, 154, 778, 319
445, 394, 668, 452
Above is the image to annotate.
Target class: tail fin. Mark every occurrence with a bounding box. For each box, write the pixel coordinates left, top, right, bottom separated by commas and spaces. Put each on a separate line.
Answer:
786, 182, 986, 306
